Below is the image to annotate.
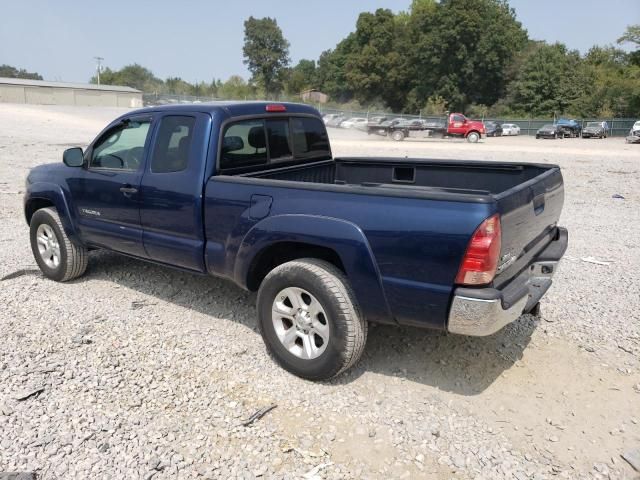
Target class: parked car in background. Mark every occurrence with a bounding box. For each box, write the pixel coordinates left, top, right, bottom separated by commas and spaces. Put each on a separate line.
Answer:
322, 114, 340, 125
555, 118, 582, 138
536, 124, 564, 139
626, 128, 640, 144
368, 116, 388, 125
340, 117, 368, 129
582, 121, 607, 139
326, 115, 347, 128
484, 121, 503, 137
501, 123, 521, 136
631, 120, 640, 133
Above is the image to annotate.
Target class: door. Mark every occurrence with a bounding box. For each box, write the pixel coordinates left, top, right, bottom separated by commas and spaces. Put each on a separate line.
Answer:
139, 113, 209, 271
70, 115, 153, 257
448, 113, 467, 136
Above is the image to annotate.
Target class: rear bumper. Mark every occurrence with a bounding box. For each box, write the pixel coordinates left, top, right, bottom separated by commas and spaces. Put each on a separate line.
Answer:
447, 227, 568, 336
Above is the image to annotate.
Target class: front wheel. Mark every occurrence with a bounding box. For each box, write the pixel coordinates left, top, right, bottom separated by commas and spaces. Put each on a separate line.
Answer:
467, 132, 480, 143
257, 259, 367, 380
30, 207, 88, 282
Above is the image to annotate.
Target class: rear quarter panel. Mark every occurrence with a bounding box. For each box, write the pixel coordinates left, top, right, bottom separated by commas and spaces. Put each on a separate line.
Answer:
204, 178, 494, 330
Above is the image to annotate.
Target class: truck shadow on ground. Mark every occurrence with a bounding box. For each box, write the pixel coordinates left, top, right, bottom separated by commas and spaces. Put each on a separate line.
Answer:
88, 251, 537, 396
349, 320, 537, 395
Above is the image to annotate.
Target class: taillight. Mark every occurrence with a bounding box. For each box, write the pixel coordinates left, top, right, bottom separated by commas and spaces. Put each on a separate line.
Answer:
455, 214, 501, 286
266, 104, 287, 112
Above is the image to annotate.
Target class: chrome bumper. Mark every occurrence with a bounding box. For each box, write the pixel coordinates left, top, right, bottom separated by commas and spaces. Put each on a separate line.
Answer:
447, 260, 560, 336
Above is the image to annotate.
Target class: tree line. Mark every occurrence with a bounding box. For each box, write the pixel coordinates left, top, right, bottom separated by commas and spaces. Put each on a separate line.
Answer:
94, 2, 639, 118
0, 64, 43, 80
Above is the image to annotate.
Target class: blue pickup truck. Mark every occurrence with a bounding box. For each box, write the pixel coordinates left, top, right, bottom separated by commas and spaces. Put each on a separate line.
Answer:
24, 102, 568, 380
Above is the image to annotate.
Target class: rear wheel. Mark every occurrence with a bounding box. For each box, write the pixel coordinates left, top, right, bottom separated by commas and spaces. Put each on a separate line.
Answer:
467, 131, 480, 143
391, 130, 405, 142
30, 207, 88, 282
257, 259, 367, 380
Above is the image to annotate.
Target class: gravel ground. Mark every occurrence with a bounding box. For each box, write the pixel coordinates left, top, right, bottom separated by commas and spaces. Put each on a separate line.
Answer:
1, 105, 639, 480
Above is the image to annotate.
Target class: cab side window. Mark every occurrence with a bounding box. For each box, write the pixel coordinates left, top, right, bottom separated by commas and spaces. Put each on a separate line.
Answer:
150, 116, 196, 173
91, 120, 151, 170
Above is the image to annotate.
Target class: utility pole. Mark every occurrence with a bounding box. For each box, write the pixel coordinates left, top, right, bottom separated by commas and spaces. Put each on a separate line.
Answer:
94, 56, 104, 85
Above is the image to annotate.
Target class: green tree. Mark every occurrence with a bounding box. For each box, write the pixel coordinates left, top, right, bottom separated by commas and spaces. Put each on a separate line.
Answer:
508, 43, 591, 116
316, 35, 358, 103
583, 45, 640, 117
407, 0, 527, 112
217, 75, 256, 100
243, 16, 290, 97
165, 77, 194, 96
423, 95, 448, 115
617, 24, 640, 67
343, 9, 411, 111
284, 59, 318, 95
0, 64, 43, 80
91, 64, 163, 92
617, 24, 640, 46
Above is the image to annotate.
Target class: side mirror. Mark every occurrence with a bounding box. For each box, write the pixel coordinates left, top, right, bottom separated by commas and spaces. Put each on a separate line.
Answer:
63, 147, 84, 167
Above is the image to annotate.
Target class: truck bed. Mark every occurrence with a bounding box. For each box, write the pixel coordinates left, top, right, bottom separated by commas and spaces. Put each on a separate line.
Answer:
241, 157, 553, 198
237, 157, 564, 292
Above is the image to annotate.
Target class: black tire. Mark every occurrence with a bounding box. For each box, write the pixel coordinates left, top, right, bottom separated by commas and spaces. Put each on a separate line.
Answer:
30, 207, 88, 282
257, 259, 367, 380
467, 131, 480, 143
391, 130, 405, 142
536, 135, 540, 139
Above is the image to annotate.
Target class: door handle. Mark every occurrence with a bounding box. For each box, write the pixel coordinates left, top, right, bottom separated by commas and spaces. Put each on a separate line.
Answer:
120, 185, 138, 196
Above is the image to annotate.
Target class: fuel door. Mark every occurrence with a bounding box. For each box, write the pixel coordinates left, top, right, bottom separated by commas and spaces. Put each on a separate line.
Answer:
249, 194, 273, 220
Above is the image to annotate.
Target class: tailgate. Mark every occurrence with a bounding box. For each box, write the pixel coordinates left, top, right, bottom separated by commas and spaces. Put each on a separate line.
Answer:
492, 166, 564, 289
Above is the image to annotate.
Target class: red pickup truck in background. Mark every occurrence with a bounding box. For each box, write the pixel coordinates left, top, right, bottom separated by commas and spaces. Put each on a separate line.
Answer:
368, 113, 486, 143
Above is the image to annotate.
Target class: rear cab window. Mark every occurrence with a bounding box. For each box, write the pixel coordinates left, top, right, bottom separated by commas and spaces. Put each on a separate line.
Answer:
150, 115, 196, 173
220, 116, 330, 173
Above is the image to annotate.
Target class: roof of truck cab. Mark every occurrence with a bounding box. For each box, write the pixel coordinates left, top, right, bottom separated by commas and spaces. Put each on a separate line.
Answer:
136, 101, 321, 118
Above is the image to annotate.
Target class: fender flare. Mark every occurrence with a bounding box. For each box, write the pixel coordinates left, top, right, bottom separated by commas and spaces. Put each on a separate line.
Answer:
235, 214, 394, 325
25, 182, 81, 244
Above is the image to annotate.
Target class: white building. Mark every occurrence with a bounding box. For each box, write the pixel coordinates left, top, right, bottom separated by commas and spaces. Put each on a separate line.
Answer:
0, 77, 143, 107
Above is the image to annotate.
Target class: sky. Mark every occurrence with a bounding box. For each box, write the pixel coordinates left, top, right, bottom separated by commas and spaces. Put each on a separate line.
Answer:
0, 1, 638, 84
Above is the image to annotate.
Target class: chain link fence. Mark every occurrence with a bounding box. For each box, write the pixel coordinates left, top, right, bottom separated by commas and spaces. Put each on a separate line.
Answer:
141, 97, 636, 137
143, 93, 220, 105
318, 108, 637, 137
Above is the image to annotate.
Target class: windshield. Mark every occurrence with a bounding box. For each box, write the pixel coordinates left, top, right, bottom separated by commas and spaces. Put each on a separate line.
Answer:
542, 124, 554, 129
586, 122, 601, 127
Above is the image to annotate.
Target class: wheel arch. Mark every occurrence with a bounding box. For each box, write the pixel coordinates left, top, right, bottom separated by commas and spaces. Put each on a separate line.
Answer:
236, 214, 394, 325
25, 183, 81, 244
